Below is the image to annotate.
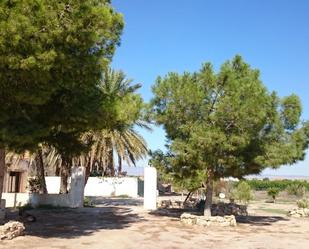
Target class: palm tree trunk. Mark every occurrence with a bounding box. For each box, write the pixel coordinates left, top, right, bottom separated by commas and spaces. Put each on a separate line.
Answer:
35, 148, 47, 194
204, 169, 214, 216
118, 155, 122, 176
84, 158, 91, 186
59, 160, 70, 194
0, 148, 5, 201
106, 137, 115, 176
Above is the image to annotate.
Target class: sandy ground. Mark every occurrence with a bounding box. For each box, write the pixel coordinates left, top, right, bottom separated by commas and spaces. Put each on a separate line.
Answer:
1, 197, 309, 249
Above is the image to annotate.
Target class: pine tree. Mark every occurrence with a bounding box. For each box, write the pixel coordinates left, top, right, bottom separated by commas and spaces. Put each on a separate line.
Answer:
151, 55, 309, 216
0, 0, 124, 197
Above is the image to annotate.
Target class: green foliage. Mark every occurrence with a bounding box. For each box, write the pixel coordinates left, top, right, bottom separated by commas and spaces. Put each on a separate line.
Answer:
246, 179, 309, 192
151, 56, 309, 179
150, 55, 309, 210
28, 177, 42, 193
297, 199, 309, 208
84, 197, 95, 207
149, 150, 206, 192
79, 69, 149, 176
0, 0, 124, 153
231, 181, 253, 204
286, 183, 306, 197
267, 187, 280, 201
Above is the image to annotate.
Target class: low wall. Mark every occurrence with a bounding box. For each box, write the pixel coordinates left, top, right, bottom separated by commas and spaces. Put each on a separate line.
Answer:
30, 193, 71, 208
46, 176, 139, 198
84, 177, 138, 198
2, 176, 140, 207
1, 193, 30, 208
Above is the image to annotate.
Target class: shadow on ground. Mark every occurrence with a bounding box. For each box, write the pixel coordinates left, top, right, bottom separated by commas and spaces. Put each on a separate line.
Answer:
6, 205, 144, 239
149, 208, 197, 218
236, 215, 289, 226
89, 197, 143, 207
149, 208, 290, 227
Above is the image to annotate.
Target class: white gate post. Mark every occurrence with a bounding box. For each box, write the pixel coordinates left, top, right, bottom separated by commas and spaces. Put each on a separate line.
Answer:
69, 166, 85, 208
143, 167, 157, 210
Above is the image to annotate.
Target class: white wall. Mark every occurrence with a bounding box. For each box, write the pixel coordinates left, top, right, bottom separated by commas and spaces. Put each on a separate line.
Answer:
2, 176, 139, 208
45, 176, 138, 198
84, 177, 138, 198
45, 177, 62, 194
2, 193, 30, 207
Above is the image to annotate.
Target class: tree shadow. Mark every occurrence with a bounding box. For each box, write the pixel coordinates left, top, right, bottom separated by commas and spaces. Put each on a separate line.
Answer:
5, 206, 144, 239
236, 215, 290, 226
90, 197, 143, 207
149, 208, 196, 219
149, 208, 290, 227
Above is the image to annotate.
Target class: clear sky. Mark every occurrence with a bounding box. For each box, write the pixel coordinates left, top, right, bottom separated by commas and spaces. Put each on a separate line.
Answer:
111, 0, 309, 176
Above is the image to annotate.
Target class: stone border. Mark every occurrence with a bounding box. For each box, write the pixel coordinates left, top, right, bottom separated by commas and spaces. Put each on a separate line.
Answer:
0, 221, 25, 240
180, 212, 237, 227
288, 208, 309, 217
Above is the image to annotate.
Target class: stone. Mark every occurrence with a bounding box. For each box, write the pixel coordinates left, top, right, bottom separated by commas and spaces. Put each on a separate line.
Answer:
0, 221, 25, 240
288, 208, 309, 217
211, 203, 248, 216
180, 212, 237, 227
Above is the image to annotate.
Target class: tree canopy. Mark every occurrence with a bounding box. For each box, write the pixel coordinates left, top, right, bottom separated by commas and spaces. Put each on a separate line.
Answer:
0, 0, 124, 196
150, 55, 309, 215
0, 0, 123, 151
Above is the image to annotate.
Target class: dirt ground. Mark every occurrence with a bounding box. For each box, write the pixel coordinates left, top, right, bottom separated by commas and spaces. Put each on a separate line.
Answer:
1, 197, 309, 249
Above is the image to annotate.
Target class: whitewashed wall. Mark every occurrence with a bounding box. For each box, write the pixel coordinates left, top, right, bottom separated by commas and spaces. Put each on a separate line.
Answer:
45, 177, 62, 194
84, 177, 138, 197
2, 193, 30, 207
2, 176, 139, 207
46, 176, 138, 198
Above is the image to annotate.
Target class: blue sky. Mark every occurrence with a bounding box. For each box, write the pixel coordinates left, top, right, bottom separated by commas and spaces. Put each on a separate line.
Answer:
111, 0, 309, 176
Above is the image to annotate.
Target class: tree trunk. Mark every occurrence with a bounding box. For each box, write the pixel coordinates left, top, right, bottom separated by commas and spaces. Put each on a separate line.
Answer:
0, 148, 5, 201
204, 169, 214, 216
184, 191, 192, 204
117, 155, 122, 176
35, 148, 47, 194
106, 138, 115, 176
84, 159, 91, 186
59, 161, 70, 194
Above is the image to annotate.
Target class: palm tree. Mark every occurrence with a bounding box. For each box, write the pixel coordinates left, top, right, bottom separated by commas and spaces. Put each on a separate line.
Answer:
5, 145, 62, 194
80, 69, 149, 180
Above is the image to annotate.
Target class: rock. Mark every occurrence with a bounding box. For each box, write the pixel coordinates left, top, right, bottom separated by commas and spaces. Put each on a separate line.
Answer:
211, 203, 248, 216
288, 208, 309, 218
180, 212, 237, 227
0, 221, 25, 240
158, 200, 184, 209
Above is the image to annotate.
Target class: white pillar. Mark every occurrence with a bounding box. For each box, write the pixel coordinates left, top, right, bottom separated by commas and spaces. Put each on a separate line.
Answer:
144, 167, 157, 210
69, 166, 85, 208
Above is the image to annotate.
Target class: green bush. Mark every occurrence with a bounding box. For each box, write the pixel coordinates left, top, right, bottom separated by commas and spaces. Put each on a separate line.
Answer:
297, 199, 309, 208
84, 197, 95, 207
231, 181, 253, 204
246, 179, 309, 191
286, 183, 306, 197
267, 187, 280, 202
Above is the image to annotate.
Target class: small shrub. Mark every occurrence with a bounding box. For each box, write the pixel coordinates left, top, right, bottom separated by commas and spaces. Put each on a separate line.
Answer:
297, 199, 309, 208
117, 194, 130, 198
84, 197, 95, 207
286, 183, 306, 197
231, 181, 253, 204
28, 177, 42, 193
267, 187, 280, 202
